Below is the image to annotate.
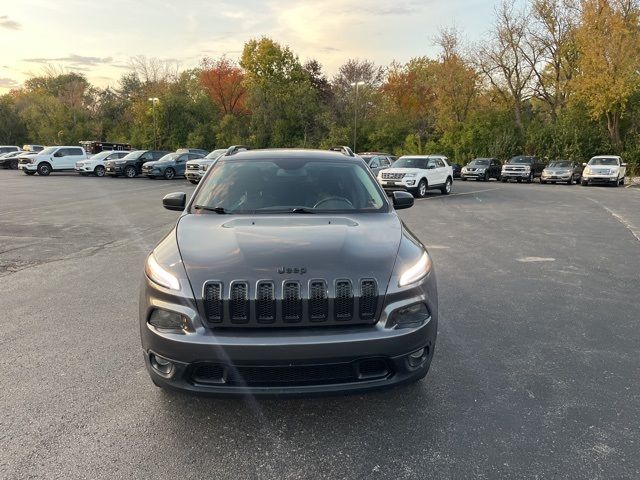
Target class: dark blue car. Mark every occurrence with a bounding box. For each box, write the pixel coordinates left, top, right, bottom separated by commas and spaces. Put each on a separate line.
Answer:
142, 152, 204, 179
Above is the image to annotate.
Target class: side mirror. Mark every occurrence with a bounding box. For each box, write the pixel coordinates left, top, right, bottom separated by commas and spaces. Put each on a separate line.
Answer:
582, 163, 587, 167
162, 192, 186, 211
427, 165, 436, 170
621, 163, 627, 167
392, 191, 414, 210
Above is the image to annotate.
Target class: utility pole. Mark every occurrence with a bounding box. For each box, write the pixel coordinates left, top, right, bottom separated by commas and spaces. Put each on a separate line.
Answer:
350, 81, 365, 152
148, 97, 159, 149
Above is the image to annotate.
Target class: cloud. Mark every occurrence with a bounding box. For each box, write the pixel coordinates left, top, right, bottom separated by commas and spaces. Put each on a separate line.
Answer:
0, 77, 19, 88
0, 15, 21, 30
23, 54, 114, 67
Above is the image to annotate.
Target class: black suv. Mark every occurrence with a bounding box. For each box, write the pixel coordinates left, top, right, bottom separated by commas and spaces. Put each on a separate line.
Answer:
501, 156, 544, 183
140, 149, 438, 396
105, 150, 169, 178
461, 158, 502, 181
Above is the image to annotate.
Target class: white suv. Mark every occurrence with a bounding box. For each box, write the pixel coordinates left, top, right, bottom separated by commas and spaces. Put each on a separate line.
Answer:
378, 155, 453, 197
18, 146, 87, 176
581, 156, 627, 187
75, 150, 130, 177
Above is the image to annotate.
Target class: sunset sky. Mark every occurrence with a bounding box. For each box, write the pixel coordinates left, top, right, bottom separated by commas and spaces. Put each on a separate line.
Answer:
0, 0, 507, 93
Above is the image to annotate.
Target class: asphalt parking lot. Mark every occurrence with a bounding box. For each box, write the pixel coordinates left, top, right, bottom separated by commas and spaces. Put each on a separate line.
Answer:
1, 171, 639, 479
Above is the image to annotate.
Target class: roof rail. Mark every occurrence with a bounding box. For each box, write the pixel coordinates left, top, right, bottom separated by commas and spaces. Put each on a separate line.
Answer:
328, 146, 356, 157
225, 145, 251, 156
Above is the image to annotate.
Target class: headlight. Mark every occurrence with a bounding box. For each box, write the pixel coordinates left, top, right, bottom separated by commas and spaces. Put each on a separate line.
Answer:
461, 167, 467, 173
476, 168, 486, 173
584, 167, 591, 175
145, 253, 180, 290
202, 164, 208, 171
501, 166, 507, 171
404, 173, 416, 178
399, 251, 432, 287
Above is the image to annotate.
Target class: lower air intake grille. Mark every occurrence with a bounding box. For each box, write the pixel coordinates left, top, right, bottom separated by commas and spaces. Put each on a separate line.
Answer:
309, 281, 328, 321
230, 282, 249, 323
359, 280, 378, 320
256, 281, 275, 323
282, 282, 302, 322
335, 280, 353, 320
203, 282, 222, 322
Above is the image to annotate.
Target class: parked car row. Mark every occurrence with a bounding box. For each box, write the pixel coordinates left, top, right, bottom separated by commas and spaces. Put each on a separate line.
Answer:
0, 145, 44, 169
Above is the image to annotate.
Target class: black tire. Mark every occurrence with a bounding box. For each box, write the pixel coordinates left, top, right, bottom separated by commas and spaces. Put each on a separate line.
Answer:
501, 177, 507, 183
441, 177, 452, 195
567, 176, 573, 185
10, 159, 18, 170
24, 170, 36, 175
164, 168, 175, 180
619, 177, 625, 186
612, 179, 619, 188
189, 179, 199, 185
461, 177, 467, 181
516, 179, 522, 183
484, 172, 489, 182
581, 179, 588, 186
540, 180, 547, 184
94, 165, 106, 177
526, 172, 533, 183
124, 165, 137, 178
416, 179, 428, 198
37, 162, 51, 176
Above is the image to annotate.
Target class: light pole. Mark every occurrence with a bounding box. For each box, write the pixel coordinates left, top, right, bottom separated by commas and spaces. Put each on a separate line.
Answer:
350, 81, 365, 153
148, 97, 159, 149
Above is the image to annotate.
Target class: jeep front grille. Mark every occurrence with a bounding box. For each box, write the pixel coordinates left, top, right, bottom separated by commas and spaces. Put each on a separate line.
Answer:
199, 278, 381, 328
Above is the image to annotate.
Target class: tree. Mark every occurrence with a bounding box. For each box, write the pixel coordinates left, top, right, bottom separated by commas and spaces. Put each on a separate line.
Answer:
199, 57, 247, 115
573, 0, 640, 149
0, 95, 27, 143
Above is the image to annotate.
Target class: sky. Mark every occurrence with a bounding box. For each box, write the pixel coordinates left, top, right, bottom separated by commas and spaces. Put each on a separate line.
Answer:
0, 0, 502, 94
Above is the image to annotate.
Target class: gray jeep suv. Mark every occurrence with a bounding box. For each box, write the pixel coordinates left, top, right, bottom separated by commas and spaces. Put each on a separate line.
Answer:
140, 149, 438, 396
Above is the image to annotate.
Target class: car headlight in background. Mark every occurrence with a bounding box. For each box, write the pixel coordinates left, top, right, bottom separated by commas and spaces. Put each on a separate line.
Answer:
584, 167, 591, 175
476, 168, 486, 173
399, 251, 432, 287
404, 173, 416, 178
145, 253, 180, 290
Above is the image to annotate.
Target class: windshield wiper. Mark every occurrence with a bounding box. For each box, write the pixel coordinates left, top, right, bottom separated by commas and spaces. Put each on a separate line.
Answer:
290, 207, 317, 214
193, 204, 230, 214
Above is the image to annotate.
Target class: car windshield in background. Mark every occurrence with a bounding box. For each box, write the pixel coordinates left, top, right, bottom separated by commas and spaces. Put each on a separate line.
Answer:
192, 159, 387, 214
589, 158, 618, 166
121, 150, 146, 160
157, 153, 181, 162
548, 161, 572, 168
509, 157, 533, 164
469, 159, 490, 166
204, 149, 227, 159
90, 151, 113, 161
393, 157, 427, 169
39, 147, 57, 155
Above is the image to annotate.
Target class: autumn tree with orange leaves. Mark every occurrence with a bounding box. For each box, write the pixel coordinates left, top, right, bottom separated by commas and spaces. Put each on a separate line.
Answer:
199, 57, 248, 116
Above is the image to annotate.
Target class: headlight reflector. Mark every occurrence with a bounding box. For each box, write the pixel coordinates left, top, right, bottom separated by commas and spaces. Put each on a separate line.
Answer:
145, 253, 180, 290
399, 251, 432, 287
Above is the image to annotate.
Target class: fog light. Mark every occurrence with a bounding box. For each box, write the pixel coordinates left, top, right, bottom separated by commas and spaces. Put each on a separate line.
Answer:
408, 347, 428, 368
148, 309, 192, 332
150, 353, 174, 375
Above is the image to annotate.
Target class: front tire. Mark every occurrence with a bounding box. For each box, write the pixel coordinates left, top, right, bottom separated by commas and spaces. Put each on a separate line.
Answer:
164, 168, 175, 180
10, 159, 18, 169
124, 165, 137, 178
441, 177, 452, 195
24, 170, 35, 175
484, 172, 489, 182
501, 177, 507, 183
37, 163, 51, 176
94, 165, 106, 177
540, 180, 547, 184
581, 179, 588, 186
567, 176, 573, 185
415, 179, 427, 198
526, 172, 533, 183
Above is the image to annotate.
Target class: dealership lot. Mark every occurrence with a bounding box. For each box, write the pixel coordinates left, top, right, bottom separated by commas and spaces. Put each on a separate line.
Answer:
1, 171, 639, 479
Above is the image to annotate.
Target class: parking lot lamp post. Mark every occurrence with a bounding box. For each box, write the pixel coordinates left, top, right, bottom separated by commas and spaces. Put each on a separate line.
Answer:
148, 97, 159, 149
350, 81, 365, 152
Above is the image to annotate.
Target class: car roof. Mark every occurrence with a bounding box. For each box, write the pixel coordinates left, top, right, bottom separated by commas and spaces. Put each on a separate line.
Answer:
220, 149, 364, 163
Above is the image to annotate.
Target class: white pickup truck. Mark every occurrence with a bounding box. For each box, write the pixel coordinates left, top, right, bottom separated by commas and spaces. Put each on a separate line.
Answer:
581, 156, 627, 187
19, 146, 88, 176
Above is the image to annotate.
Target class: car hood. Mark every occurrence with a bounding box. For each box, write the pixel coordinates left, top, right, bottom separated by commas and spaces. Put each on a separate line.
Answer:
176, 213, 402, 294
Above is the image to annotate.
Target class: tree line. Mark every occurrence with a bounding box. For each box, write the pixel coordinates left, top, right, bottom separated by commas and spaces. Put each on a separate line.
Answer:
1, 0, 639, 173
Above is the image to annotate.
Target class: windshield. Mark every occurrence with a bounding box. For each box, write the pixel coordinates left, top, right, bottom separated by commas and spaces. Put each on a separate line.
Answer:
393, 157, 428, 169
39, 147, 57, 155
548, 161, 572, 168
192, 158, 387, 214
588, 157, 618, 166
509, 156, 533, 164
469, 159, 490, 166
205, 149, 228, 159
90, 151, 113, 161
121, 150, 146, 160
157, 153, 181, 163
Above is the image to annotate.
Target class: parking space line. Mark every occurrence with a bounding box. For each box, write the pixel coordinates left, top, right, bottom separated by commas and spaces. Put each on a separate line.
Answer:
586, 197, 640, 243
416, 188, 500, 200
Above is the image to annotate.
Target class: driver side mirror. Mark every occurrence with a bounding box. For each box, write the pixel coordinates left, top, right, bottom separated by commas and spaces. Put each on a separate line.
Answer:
392, 191, 414, 210
426, 165, 436, 170
162, 192, 186, 211
621, 162, 627, 167
582, 163, 587, 167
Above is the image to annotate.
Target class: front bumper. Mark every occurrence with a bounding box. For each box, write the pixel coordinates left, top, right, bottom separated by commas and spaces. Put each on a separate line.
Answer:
18, 163, 36, 171
541, 173, 571, 182
106, 165, 124, 175
501, 171, 530, 179
583, 175, 618, 184
461, 171, 486, 180
75, 165, 94, 173
185, 170, 203, 181
140, 272, 438, 396
379, 179, 415, 191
